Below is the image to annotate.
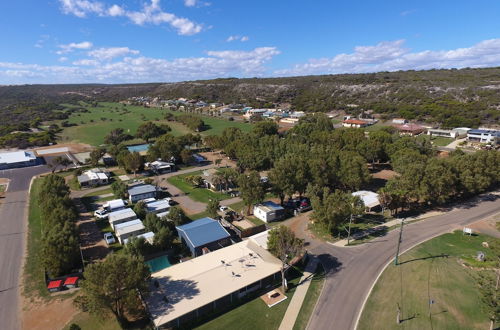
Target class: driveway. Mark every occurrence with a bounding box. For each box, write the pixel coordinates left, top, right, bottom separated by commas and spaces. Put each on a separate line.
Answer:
305, 194, 500, 330
0, 165, 50, 330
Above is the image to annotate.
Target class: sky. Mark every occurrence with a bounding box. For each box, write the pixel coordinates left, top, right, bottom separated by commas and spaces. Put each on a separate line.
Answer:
1, 0, 500, 84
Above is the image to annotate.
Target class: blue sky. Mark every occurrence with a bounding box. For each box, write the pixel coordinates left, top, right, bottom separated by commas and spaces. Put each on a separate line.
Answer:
1, 0, 500, 84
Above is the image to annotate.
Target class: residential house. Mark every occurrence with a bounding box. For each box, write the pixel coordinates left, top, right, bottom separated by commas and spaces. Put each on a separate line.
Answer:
467, 129, 500, 145
146, 160, 175, 174
146, 199, 171, 214
115, 219, 146, 244
352, 190, 381, 212
145, 239, 281, 328
123, 231, 155, 244
253, 201, 285, 223
394, 123, 425, 136
427, 128, 470, 139
108, 208, 137, 230
342, 119, 370, 128
103, 199, 127, 212
392, 118, 408, 125
0, 150, 38, 170
176, 217, 232, 257
77, 168, 110, 187
128, 184, 157, 203
243, 109, 267, 119
202, 168, 223, 191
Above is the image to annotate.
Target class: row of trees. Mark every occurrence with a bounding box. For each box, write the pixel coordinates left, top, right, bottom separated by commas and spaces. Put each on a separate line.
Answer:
175, 114, 205, 132
38, 174, 80, 277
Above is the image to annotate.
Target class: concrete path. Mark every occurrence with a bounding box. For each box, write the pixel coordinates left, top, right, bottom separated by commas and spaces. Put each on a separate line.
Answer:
278, 258, 319, 330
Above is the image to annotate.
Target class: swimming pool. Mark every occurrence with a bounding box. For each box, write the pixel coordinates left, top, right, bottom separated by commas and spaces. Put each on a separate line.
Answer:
146, 255, 171, 273
126, 144, 150, 152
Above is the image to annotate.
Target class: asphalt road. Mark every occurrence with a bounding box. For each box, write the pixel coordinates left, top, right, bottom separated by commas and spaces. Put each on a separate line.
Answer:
0, 165, 49, 330
306, 195, 500, 330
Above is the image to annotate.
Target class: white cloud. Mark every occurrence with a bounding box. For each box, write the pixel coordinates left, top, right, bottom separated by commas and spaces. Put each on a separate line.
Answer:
58, 0, 203, 35
184, 0, 197, 7
88, 47, 140, 60
58, 57, 69, 62
0, 47, 280, 84
275, 39, 500, 76
226, 35, 249, 42
56, 41, 93, 54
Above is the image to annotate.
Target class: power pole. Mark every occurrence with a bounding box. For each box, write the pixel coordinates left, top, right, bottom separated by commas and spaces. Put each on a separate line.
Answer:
347, 213, 353, 245
394, 218, 405, 265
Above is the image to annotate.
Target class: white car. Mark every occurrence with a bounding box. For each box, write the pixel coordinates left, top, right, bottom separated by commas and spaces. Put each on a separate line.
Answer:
103, 232, 115, 245
219, 205, 228, 212
94, 209, 108, 219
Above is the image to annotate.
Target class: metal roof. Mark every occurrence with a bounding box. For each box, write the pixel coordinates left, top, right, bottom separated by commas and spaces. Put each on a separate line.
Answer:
255, 201, 284, 213
352, 190, 380, 208
128, 184, 157, 196
468, 129, 500, 136
176, 217, 230, 248
0, 151, 36, 164
114, 219, 142, 231
108, 208, 136, 222
115, 220, 145, 236
124, 231, 155, 244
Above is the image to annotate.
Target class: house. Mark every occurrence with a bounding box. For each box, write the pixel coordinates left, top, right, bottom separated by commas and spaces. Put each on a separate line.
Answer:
115, 219, 146, 244
467, 129, 500, 145
145, 239, 282, 328
352, 191, 381, 212
146, 160, 175, 174
427, 128, 470, 139
108, 208, 137, 230
103, 199, 127, 212
280, 117, 300, 125
146, 199, 171, 214
394, 123, 425, 136
176, 217, 232, 257
0, 150, 38, 170
290, 111, 306, 119
101, 153, 115, 166
77, 168, 110, 187
128, 184, 157, 203
123, 231, 155, 244
243, 109, 267, 119
392, 118, 408, 125
253, 201, 285, 223
202, 168, 223, 191
342, 119, 370, 128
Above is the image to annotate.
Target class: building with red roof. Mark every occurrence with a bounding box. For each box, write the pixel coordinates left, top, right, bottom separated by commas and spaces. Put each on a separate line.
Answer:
394, 123, 426, 136
342, 119, 370, 128
63, 277, 79, 289
47, 280, 62, 293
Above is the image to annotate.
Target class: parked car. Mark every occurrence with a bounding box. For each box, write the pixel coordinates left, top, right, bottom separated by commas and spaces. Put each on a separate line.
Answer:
229, 190, 241, 197
219, 205, 228, 212
103, 232, 115, 245
94, 209, 108, 219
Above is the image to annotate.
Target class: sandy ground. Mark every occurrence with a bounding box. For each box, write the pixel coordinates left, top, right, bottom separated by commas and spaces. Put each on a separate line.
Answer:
199, 151, 237, 168
371, 169, 397, 180
469, 215, 500, 238
34, 143, 93, 154
22, 296, 78, 330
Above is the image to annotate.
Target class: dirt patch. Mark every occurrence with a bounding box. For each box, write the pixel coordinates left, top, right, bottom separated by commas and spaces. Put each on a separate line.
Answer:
371, 169, 397, 180
234, 219, 254, 229
35, 143, 93, 154
199, 151, 237, 168
469, 216, 500, 238
22, 297, 78, 330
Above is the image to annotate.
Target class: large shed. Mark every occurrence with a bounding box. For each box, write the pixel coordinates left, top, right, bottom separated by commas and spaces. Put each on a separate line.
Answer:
176, 217, 231, 257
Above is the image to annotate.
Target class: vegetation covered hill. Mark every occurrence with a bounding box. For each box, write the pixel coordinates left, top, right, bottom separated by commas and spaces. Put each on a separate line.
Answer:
1, 67, 500, 141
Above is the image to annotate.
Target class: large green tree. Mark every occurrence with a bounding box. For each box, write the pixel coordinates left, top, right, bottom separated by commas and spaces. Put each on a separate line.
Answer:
135, 121, 170, 142
41, 221, 80, 277
238, 171, 265, 215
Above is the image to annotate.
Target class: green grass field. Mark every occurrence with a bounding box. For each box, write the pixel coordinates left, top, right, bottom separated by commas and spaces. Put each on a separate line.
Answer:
358, 231, 498, 330
57, 102, 251, 146
63, 311, 121, 330
417, 134, 453, 147
194, 269, 303, 330
167, 170, 231, 203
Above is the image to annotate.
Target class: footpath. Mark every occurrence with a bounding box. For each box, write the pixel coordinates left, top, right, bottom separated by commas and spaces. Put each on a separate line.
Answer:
278, 257, 319, 330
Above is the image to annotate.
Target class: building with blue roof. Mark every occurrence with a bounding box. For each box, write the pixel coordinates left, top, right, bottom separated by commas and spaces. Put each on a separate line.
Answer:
176, 217, 232, 257
467, 129, 500, 145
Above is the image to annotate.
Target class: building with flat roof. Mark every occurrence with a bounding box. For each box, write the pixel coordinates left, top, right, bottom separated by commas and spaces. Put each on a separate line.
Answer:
115, 219, 146, 244
128, 184, 157, 203
145, 239, 282, 328
77, 168, 110, 187
0, 150, 38, 169
108, 208, 137, 230
176, 217, 232, 257
123, 231, 155, 244
254, 201, 285, 223
103, 199, 127, 212
467, 129, 500, 145
146, 199, 171, 214
427, 128, 470, 139
342, 119, 370, 128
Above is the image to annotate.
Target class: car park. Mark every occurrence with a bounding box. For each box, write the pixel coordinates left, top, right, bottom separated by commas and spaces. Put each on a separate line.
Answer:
103, 232, 115, 245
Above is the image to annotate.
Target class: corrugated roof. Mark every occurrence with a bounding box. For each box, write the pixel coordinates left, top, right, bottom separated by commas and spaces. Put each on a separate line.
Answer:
256, 201, 284, 213
108, 208, 136, 222
352, 190, 380, 208
128, 184, 157, 196
176, 217, 230, 248
115, 220, 145, 236
0, 151, 36, 164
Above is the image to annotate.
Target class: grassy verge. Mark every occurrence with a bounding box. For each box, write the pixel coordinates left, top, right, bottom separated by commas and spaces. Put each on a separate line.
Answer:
83, 187, 113, 197
63, 311, 121, 330
358, 231, 499, 330
193, 268, 303, 330
293, 264, 326, 330
188, 210, 212, 220
167, 171, 230, 203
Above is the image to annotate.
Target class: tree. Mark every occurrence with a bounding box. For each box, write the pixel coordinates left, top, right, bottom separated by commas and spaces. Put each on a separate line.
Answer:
154, 226, 174, 250
133, 201, 147, 219
78, 254, 150, 322
180, 149, 193, 164
238, 171, 265, 215
89, 148, 106, 167
124, 236, 152, 257
166, 206, 190, 226
104, 128, 132, 145
267, 226, 304, 292
41, 221, 80, 277
111, 181, 127, 199
338, 151, 371, 190
206, 198, 220, 218
119, 151, 144, 177
252, 121, 278, 137
48, 155, 71, 173
135, 121, 170, 142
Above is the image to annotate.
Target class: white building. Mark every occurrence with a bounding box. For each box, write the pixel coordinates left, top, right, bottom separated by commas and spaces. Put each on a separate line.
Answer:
103, 199, 127, 212
108, 208, 137, 230
0, 150, 37, 170
77, 168, 110, 187
123, 231, 155, 244
392, 118, 408, 124
427, 128, 469, 139
467, 129, 500, 145
146, 199, 171, 214
114, 219, 146, 244
253, 201, 285, 223
352, 191, 381, 212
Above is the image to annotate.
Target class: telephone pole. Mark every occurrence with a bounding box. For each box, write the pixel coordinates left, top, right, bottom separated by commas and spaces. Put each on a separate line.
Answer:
347, 213, 353, 245
394, 218, 405, 265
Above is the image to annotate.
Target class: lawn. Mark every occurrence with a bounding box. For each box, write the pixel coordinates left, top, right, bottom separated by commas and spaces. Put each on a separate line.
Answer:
417, 134, 453, 147
167, 170, 231, 203
193, 268, 303, 330
293, 264, 326, 330
63, 311, 121, 330
56, 102, 252, 146
358, 231, 498, 330
188, 210, 212, 221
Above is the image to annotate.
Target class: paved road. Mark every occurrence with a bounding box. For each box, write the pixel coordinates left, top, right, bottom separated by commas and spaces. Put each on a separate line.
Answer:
0, 165, 49, 330
306, 195, 500, 330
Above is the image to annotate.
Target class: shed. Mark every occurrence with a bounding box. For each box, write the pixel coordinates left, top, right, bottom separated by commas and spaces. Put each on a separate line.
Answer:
115, 219, 146, 244
123, 231, 155, 244
146, 199, 171, 214
254, 201, 285, 223
352, 190, 381, 212
176, 217, 232, 257
108, 208, 137, 230
104, 199, 126, 212
128, 184, 157, 203
47, 280, 62, 293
